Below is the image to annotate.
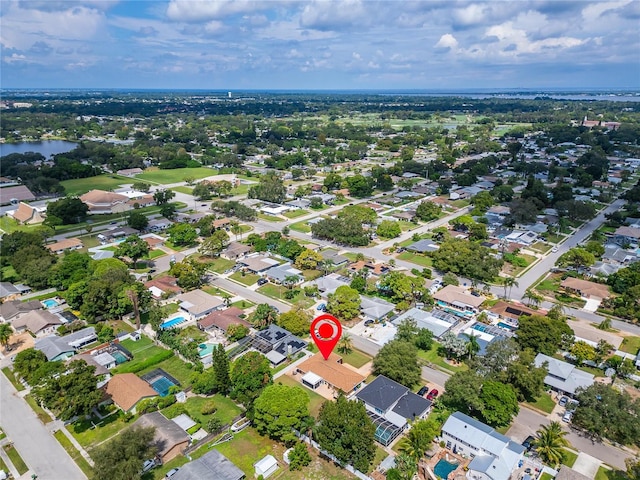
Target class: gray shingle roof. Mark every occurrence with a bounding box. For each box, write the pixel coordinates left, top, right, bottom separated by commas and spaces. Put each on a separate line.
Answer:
172, 449, 244, 480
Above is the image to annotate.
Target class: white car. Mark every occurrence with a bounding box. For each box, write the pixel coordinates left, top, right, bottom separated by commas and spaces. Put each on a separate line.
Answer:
551, 246, 559, 253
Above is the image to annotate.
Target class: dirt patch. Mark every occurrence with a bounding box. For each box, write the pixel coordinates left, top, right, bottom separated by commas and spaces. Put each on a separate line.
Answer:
2, 332, 34, 356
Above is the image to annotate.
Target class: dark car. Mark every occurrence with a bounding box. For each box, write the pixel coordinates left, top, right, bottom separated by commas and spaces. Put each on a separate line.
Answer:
426, 389, 439, 401
417, 386, 429, 397
559, 396, 569, 407
257, 278, 268, 286
522, 435, 535, 450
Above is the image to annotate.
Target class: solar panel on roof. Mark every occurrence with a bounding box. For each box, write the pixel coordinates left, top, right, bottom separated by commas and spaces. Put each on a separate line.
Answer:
505, 306, 524, 316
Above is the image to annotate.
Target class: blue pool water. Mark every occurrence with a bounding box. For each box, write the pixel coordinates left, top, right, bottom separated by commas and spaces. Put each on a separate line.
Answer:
111, 351, 128, 364
433, 459, 458, 479
198, 343, 214, 358
150, 377, 176, 397
160, 316, 186, 329
497, 322, 516, 331
473, 323, 489, 333
42, 298, 60, 309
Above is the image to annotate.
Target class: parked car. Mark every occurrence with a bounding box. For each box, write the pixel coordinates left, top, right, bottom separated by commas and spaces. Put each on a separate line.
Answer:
551, 246, 559, 253
559, 396, 569, 407
364, 319, 374, 327
316, 303, 326, 311
141, 460, 156, 473
522, 435, 536, 450
417, 386, 429, 397
257, 278, 268, 286
470, 291, 481, 297
426, 389, 439, 401
562, 411, 573, 423
165, 468, 180, 478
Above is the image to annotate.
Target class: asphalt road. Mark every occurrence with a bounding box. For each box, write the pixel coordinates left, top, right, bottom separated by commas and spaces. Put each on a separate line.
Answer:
0, 373, 86, 480
209, 276, 291, 313
507, 405, 631, 470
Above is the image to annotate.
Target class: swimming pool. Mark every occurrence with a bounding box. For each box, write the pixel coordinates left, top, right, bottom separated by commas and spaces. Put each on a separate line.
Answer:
160, 316, 186, 329
433, 459, 458, 479
497, 322, 516, 331
473, 323, 489, 333
150, 376, 176, 397
111, 351, 128, 364
42, 298, 60, 309
198, 343, 214, 358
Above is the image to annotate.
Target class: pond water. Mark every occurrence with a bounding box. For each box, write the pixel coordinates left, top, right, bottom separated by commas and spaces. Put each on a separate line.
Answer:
0, 140, 77, 159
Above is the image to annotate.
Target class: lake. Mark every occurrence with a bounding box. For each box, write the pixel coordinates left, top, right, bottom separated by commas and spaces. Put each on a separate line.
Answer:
0, 140, 77, 159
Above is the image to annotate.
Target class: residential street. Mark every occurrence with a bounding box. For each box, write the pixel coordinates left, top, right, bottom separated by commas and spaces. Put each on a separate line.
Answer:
0, 372, 86, 480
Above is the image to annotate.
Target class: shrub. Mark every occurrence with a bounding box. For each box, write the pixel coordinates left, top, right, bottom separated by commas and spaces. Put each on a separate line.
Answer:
206, 418, 223, 433
163, 403, 188, 419
201, 401, 217, 415
113, 350, 174, 374
186, 423, 202, 435
158, 395, 177, 409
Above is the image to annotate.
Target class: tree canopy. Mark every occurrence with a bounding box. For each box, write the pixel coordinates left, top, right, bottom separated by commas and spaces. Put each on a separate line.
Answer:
373, 339, 421, 388
327, 285, 361, 321
430, 238, 503, 282
91, 426, 157, 480
230, 351, 273, 408
254, 383, 310, 444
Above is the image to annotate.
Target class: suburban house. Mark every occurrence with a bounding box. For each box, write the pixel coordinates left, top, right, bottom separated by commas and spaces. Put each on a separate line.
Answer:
348, 261, 390, 277
12, 310, 62, 336
312, 274, 350, 295
264, 263, 302, 285
560, 278, 610, 300
355, 375, 432, 446
0, 300, 41, 324
222, 241, 252, 260
295, 352, 366, 397
97, 226, 139, 243
145, 276, 182, 299
35, 327, 98, 361
197, 307, 250, 333
0, 185, 36, 205
391, 308, 458, 339
613, 226, 640, 246
0, 283, 23, 302
147, 218, 173, 232
252, 325, 307, 365
80, 189, 131, 214
441, 412, 525, 480
133, 412, 190, 464
11, 202, 44, 224
488, 301, 541, 327
238, 255, 280, 274
104, 373, 158, 413
46, 238, 83, 255
360, 296, 396, 322
172, 449, 245, 480
534, 353, 595, 396
433, 285, 486, 317
319, 250, 349, 267
176, 289, 225, 319
406, 239, 439, 253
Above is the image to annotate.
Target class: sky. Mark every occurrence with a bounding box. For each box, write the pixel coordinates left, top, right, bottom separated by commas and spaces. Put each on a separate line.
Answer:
1, 0, 639, 91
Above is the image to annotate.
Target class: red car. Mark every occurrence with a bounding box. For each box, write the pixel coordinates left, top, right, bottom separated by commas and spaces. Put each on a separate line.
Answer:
426, 389, 439, 401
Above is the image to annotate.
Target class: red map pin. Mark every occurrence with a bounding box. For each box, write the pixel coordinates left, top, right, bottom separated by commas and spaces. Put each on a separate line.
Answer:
310, 313, 342, 360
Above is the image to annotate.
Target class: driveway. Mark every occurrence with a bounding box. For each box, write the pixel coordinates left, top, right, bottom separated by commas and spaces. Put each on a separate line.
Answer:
583, 298, 601, 312
0, 372, 86, 480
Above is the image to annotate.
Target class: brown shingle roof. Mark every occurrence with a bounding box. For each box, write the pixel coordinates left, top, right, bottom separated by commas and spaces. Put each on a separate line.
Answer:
614, 226, 640, 239
0, 185, 36, 204
12, 202, 43, 224
80, 189, 128, 205
489, 301, 542, 321
133, 412, 189, 460
12, 310, 62, 333
144, 276, 182, 296
104, 373, 157, 411
46, 237, 83, 253
296, 352, 366, 393
560, 277, 610, 299
198, 307, 249, 332
433, 285, 485, 308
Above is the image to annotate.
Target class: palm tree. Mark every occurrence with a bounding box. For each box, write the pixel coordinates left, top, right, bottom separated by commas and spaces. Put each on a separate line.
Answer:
230, 221, 242, 241
464, 332, 480, 359
222, 293, 232, 308
321, 259, 335, 276
502, 276, 518, 299
597, 318, 612, 331
534, 422, 569, 467
0, 323, 13, 351
337, 334, 353, 355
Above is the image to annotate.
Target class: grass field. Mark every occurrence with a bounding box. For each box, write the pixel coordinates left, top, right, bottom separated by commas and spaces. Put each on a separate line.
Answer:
3, 444, 28, 475
162, 394, 243, 428
0, 456, 8, 476
230, 271, 260, 286
340, 349, 372, 368
256, 284, 315, 308
273, 375, 326, 418
258, 213, 284, 222
418, 343, 468, 374
69, 411, 129, 449
171, 186, 193, 195
525, 393, 556, 414
290, 221, 312, 233
397, 251, 433, 267
54, 430, 93, 477
138, 354, 194, 387
135, 167, 216, 184
2, 367, 25, 391
60, 174, 129, 196
595, 466, 628, 480
620, 335, 640, 354
25, 394, 53, 423
231, 299, 255, 310
283, 209, 310, 219
562, 448, 578, 467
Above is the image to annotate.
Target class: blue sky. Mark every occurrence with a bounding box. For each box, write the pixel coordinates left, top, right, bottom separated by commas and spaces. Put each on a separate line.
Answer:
2, 0, 639, 90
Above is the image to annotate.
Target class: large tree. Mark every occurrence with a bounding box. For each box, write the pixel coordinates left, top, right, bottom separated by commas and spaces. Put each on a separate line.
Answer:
46, 197, 89, 224
248, 172, 286, 204
314, 394, 376, 473
230, 351, 273, 408
199, 229, 229, 257
430, 238, 503, 282
167, 223, 198, 246
249, 303, 279, 329
211, 343, 231, 395
373, 340, 421, 388
114, 235, 150, 266
294, 248, 323, 270
415, 201, 441, 222
533, 422, 569, 467
327, 285, 361, 321
92, 426, 157, 480
276, 308, 311, 337
516, 314, 573, 356
253, 384, 310, 444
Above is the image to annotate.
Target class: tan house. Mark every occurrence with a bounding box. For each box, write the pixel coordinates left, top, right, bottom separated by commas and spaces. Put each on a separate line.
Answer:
198, 307, 250, 333
133, 412, 189, 464
80, 189, 131, 214
11, 202, 44, 224
104, 373, 157, 413
489, 301, 542, 325
12, 310, 62, 337
433, 285, 486, 316
560, 278, 610, 300
296, 352, 366, 396
46, 237, 83, 254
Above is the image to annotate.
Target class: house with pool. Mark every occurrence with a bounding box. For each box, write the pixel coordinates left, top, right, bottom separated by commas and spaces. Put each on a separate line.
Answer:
103, 373, 158, 413
440, 411, 525, 480
35, 327, 98, 361
433, 285, 486, 317
176, 289, 225, 320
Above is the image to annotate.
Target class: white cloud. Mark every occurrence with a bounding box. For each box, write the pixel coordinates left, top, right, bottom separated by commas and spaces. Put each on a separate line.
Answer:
435, 34, 458, 50
166, 0, 269, 22
582, 0, 632, 22
3, 53, 27, 63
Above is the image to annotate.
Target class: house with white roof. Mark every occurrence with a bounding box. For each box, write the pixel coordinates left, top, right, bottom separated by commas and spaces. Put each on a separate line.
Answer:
391, 307, 458, 339
441, 411, 525, 480
534, 353, 594, 396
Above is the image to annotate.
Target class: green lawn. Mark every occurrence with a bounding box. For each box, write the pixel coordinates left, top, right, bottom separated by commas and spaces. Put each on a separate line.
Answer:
202, 257, 235, 273
539, 473, 554, 480
524, 393, 556, 414
397, 251, 433, 267
562, 448, 578, 467
369, 446, 389, 474
60, 174, 129, 196
340, 349, 372, 368
0, 455, 8, 476
230, 271, 260, 286
171, 186, 193, 195
213, 427, 282, 478
138, 354, 195, 387
162, 394, 243, 428
290, 221, 312, 233
135, 167, 216, 184
256, 284, 315, 308
25, 394, 53, 423
147, 249, 166, 260
2, 367, 25, 391
301, 269, 322, 281
231, 299, 255, 310
417, 343, 468, 374
54, 430, 94, 477
283, 209, 310, 219
595, 466, 628, 480
531, 241, 552, 253
258, 213, 284, 222
620, 336, 640, 355
68, 411, 129, 449
275, 375, 326, 418
3, 444, 28, 475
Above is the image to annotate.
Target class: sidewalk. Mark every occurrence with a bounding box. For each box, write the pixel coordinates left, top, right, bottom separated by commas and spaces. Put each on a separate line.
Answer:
0, 442, 20, 479
46, 421, 94, 467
